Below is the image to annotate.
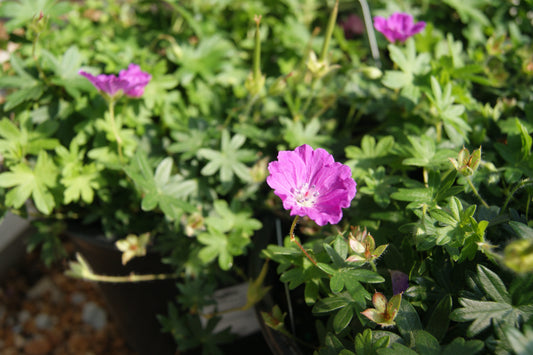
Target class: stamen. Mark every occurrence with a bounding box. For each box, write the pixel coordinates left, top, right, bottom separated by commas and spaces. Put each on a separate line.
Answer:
293, 183, 320, 207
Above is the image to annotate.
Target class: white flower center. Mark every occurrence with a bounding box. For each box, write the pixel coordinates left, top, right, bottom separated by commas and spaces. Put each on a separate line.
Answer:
293, 183, 320, 207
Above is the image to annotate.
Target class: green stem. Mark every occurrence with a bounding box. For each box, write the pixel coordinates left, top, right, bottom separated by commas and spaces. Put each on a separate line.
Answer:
467, 177, 489, 208
253, 14, 262, 81
501, 178, 533, 214
369, 260, 377, 273
319, 0, 339, 62
108, 100, 123, 162
290, 216, 318, 266
73, 271, 177, 283
31, 29, 49, 85
436, 121, 442, 143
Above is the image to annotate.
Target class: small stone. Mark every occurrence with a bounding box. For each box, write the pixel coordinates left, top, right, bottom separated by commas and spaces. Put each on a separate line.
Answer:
13, 333, 26, 348
82, 301, 107, 330
34, 313, 55, 330
70, 292, 86, 305
24, 336, 52, 355
27, 277, 63, 303
17, 309, 31, 325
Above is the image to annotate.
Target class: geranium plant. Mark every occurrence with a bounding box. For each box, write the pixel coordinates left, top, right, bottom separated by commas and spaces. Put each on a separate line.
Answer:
1, 0, 532, 354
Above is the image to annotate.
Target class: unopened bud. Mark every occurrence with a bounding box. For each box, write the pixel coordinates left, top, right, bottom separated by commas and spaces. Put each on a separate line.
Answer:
361, 66, 383, 79
449, 146, 482, 176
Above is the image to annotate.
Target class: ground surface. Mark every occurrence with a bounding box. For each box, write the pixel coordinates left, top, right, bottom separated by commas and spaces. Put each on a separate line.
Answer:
0, 248, 137, 355
0, 245, 274, 355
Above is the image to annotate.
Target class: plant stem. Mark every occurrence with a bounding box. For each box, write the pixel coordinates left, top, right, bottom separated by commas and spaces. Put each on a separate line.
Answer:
31, 26, 49, 85
253, 14, 262, 82
75, 271, 177, 283
369, 260, 378, 273
501, 178, 533, 214
290, 216, 318, 266
108, 100, 124, 162
467, 177, 489, 208
357, 0, 381, 67
319, 0, 339, 62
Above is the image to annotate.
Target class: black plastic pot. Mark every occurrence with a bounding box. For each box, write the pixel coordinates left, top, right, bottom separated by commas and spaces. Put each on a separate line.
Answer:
67, 226, 176, 355
251, 214, 306, 355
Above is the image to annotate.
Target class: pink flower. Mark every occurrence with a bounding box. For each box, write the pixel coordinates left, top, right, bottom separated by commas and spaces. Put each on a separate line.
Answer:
267, 144, 356, 226
79, 64, 151, 98
373, 12, 426, 43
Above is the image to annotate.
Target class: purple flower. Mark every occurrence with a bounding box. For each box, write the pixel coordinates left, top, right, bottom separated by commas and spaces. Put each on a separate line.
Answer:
79, 64, 151, 98
389, 270, 409, 295
373, 12, 426, 43
266, 144, 357, 226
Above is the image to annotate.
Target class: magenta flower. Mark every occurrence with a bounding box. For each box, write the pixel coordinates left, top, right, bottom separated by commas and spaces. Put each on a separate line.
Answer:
373, 12, 426, 43
79, 64, 151, 98
267, 144, 357, 226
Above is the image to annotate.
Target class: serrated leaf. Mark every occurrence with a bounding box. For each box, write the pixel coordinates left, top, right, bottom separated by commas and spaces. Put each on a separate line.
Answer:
477, 264, 511, 303
441, 337, 485, 355
450, 298, 513, 336
125, 151, 194, 219
198, 130, 254, 183
0, 150, 57, 214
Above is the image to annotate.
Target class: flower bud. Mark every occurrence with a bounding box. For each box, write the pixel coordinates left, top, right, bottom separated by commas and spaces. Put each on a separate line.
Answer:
503, 239, 533, 273
361, 66, 383, 79
449, 146, 482, 177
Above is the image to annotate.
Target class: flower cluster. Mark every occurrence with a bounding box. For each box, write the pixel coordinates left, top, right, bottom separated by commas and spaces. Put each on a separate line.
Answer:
79, 64, 151, 99
374, 12, 426, 43
266, 144, 356, 226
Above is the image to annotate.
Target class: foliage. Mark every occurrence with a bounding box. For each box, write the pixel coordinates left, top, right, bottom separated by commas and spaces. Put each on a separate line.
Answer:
1, 0, 532, 353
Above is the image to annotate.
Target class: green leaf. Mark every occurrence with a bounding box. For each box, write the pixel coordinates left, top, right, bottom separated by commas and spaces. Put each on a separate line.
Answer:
0, 150, 57, 214
442, 0, 491, 26
377, 343, 418, 355
198, 227, 232, 270
354, 329, 374, 355
413, 330, 440, 355
0, 0, 71, 31
124, 151, 195, 220
333, 305, 354, 334
345, 136, 396, 179
324, 242, 346, 268
441, 337, 485, 355
349, 269, 385, 284
477, 265, 511, 304
504, 326, 533, 355
4, 84, 45, 111
280, 117, 330, 148
312, 296, 350, 314
198, 130, 255, 184
204, 199, 262, 236
330, 273, 345, 294
61, 164, 101, 204
395, 300, 423, 338
450, 298, 513, 336
425, 294, 452, 341
508, 221, 533, 239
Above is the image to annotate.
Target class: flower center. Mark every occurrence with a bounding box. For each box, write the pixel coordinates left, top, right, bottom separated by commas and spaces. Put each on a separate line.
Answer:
293, 183, 320, 207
